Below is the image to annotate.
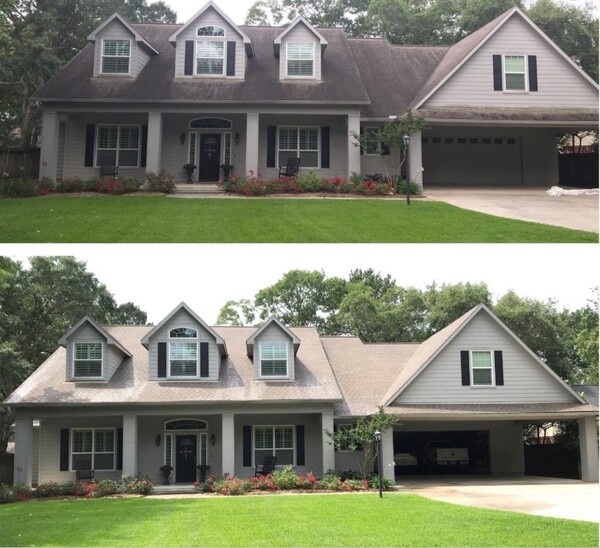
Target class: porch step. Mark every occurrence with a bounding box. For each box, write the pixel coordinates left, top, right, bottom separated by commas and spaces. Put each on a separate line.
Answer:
152, 483, 197, 495
173, 183, 225, 196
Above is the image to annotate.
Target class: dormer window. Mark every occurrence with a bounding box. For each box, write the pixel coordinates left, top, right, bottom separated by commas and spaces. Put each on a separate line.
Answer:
471, 350, 494, 386
287, 43, 314, 77
73, 342, 103, 378
260, 342, 288, 377
504, 55, 527, 91
197, 25, 225, 37
195, 26, 226, 76
169, 327, 198, 377
101, 39, 130, 74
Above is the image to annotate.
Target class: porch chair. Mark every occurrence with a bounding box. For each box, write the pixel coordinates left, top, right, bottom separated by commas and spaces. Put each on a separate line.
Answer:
99, 164, 118, 179
278, 157, 301, 178
75, 469, 95, 483
254, 456, 277, 477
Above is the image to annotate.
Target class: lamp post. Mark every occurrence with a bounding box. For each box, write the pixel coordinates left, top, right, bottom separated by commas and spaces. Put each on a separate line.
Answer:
374, 430, 383, 498
403, 134, 411, 205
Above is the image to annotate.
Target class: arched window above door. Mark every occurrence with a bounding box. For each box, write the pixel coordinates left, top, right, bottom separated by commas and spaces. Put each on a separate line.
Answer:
165, 419, 208, 431
190, 118, 232, 129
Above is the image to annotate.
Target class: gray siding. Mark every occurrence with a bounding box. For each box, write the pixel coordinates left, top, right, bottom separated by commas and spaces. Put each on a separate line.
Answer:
148, 308, 220, 381
32, 426, 40, 485
279, 23, 322, 81
65, 323, 106, 382
174, 6, 245, 79
107, 346, 126, 380
56, 122, 66, 180
253, 323, 295, 380
93, 19, 148, 78
425, 15, 598, 108
396, 312, 576, 404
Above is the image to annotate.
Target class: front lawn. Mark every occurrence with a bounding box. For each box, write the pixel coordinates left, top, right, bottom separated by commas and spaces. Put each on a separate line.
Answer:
0, 494, 597, 547
0, 196, 596, 242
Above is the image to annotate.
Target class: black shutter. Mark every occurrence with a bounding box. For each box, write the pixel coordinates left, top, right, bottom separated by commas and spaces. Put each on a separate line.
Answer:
158, 342, 167, 378
116, 428, 123, 470
382, 143, 390, 156
226, 41, 236, 76
84, 124, 95, 167
243, 426, 252, 467
296, 425, 305, 466
267, 126, 276, 168
492, 54, 503, 91
60, 429, 70, 471
494, 350, 504, 386
528, 55, 538, 92
200, 342, 209, 377
185, 41, 194, 75
321, 126, 330, 169
140, 125, 148, 168
460, 351, 470, 386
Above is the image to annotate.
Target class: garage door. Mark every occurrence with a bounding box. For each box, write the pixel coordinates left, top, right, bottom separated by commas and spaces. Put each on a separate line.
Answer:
422, 135, 522, 185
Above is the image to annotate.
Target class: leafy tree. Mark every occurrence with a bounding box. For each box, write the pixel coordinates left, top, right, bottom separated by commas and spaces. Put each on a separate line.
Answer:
0, 256, 147, 454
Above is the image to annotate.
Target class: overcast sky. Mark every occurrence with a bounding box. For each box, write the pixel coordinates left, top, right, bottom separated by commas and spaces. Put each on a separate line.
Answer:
3, 244, 597, 325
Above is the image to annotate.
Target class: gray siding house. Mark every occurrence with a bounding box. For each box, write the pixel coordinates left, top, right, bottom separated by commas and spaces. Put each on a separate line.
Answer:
36, 1, 598, 186
4, 303, 598, 486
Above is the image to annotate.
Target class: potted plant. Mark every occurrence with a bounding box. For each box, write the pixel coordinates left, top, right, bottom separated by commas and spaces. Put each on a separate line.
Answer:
196, 464, 211, 483
159, 464, 173, 485
182, 163, 196, 183
220, 163, 234, 179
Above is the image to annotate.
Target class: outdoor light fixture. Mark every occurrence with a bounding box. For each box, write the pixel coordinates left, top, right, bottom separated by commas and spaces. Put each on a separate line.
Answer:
180, 132, 186, 145
234, 132, 240, 145
374, 431, 383, 498
403, 134, 411, 206
210, 433, 216, 446
155, 434, 161, 447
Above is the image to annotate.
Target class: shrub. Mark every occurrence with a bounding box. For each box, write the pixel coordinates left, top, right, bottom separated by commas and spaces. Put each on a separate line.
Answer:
39, 177, 55, 195
83, 177, 101, 192
0, 177, 40, 197
12, 484, 32, 501
218, 477, 251, 496
122, 475, 153, 495
34, 481, 62, 498
296, 472, 318, 490
316, 472, 344, 491
55, 177, 84, 193
145, 171, 176, 194
246, 474, 277, 491
395, 179, 421, 195
296, 171, 323, 192
0, 483, 15, 503
271, 465, 300, 490
60, 481, 77, 496
341, 479, 370, 491
368, 474, 395, 490
75, 482, 97, 498
95, 479, 120, 497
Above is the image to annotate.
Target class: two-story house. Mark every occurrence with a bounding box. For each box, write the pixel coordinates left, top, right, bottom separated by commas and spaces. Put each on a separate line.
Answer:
36, 1, 598, 187
4, 303, 598, 487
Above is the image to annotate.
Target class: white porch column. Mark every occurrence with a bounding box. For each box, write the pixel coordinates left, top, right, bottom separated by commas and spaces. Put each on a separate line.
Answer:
222, 413, 235, 477
122, 415, 138, 478
321, 412, 335, 474
13, 416, 33, 486
408, 130, 423, 189
579, 416, 599, 482
39, 111, 60, 181
245, 113, 259, 176
347, 113, 361, 177
381, 428, 395, 482
145, 112, 163, 174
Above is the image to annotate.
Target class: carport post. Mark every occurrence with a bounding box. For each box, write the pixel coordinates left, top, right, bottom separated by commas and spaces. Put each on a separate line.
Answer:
374, 431, 383, 498
578, 416, 599, 482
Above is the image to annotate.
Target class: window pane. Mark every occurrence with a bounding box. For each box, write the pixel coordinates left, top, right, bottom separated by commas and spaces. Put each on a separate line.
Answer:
102, 57, 129, 74
97, 150, 117, 167
95, 430, 114, 452
505, 73, 526, 90
98, 127, 118, 149
299, 151, 318, 167
299, 129, 318, 151
72, 454, 92, 470
275, 427, 293, 449
255, 427, 273, 449
118, 150, 138, 167
73, 430, 93, 453
94, 453, 114, 470
119, 127, 139, 149
279, 128, 297, 150
472, 351, 491, 368
275, 449, 294, 465
278, 151, 297, 168
255, 449, 272, 464
170, 327, 198, 338
197, 26, 225, 36
75, 343, 102, 360
505, 56, 525, 72
473, 369, 492, 385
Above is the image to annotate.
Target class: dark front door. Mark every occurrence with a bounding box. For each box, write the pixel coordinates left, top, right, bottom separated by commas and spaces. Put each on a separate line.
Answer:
175, 435, 197, 483
199, 134, 221, 181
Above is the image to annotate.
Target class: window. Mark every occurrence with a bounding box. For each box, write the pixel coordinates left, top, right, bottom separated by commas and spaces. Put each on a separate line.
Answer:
196, 40, 224, 75
504, 55, 527, 91
72, 428, 114, 470
102, 40, 130, 74
73, 342, 102, 378
260, 342, 288, 376
364, 127, 381, 155
287, 43, 314, 77
337, 424, 353, 451
197, 26, 225, 37
254, 426, 294, 465
278, 127, 318, 168
471, 351, 494, 386
169, 327, 198, 377
96, 125, 140, 167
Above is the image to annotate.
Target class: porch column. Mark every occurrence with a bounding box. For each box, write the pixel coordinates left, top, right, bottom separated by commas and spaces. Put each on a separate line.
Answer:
381, 428, 395, 482
321, 412, 335, 475
13, 416, 33, 486
39, 111, 60, 181
146, 112, 163, 174
579, 416, 599, 482
408, 130, 423, 189
222, 413, 235, 477
347, 113, 361, 177
245, 113, 259, 176
122, 415, 138, 478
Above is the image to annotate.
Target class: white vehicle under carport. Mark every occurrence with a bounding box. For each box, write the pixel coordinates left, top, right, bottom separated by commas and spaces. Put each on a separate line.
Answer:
423, 440, 469, 472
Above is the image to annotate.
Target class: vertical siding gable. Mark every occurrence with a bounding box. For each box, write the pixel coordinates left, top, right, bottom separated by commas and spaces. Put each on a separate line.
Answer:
93, 19, 145, 78
424, 15, 598, 109
394, 312, 576, 404
280, 23, 322, 81
253, 322, 296, 380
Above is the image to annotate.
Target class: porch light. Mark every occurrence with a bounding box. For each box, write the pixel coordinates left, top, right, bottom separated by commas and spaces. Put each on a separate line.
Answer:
374, 431, 383, 498
403, 134, 411, 206
210, 433, 216, 446
180, 132, 186, 145
155, 434, 161, 447
234, 132, 240, 145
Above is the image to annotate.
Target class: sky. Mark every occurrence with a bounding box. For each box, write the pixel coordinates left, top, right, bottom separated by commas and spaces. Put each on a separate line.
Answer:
3, 244, 598, 325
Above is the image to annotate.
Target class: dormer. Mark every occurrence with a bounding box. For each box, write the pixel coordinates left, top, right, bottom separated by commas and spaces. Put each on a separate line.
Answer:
141, 302, 227, 381
274, 16, 328, 81
169, 1, 253, 79
59, 316, 131, 383
87, 13, 159, 78
246, 317, 300, 381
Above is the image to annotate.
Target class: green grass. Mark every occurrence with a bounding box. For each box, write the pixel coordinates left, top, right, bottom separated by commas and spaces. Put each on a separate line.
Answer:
0, 494, 596, 546
0, 196, 596, 242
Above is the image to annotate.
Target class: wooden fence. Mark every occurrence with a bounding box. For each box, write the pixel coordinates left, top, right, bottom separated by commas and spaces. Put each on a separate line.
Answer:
0, 454, 14, 485
558, 152, 599, 188
0, 147, 40, 179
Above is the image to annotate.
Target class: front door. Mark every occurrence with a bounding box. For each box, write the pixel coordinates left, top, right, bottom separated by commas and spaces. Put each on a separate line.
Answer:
175, 435, 197, 483
198, 134, 221, 181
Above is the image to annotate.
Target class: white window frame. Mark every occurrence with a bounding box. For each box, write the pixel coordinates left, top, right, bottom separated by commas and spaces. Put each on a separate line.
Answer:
364, 127, 383, 156
277, 126, 320, 169
195, 31, 226, 77
168, 327, 199, 378
502, 54, 528, 92
70, 427, 116, 471
72, 341, 103, 379
470, 350, 496, 387
253, 425, 295, 467
286, 42, 315, 78
101, 39, 131, 75
95, 124, 141, 168
259, 341, 289, 378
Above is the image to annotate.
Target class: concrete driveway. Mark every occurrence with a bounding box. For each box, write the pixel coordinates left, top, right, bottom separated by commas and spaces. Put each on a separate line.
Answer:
423, 186, 599, 233
396, 476, 599, 522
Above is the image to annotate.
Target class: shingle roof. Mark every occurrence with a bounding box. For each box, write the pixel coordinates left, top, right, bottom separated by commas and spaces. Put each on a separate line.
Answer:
386, 403, 599, 417
417, 107, 599, 122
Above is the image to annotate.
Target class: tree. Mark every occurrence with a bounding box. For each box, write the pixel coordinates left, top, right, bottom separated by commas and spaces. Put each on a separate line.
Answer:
0, 256, 147, 454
